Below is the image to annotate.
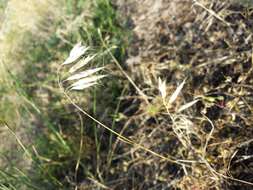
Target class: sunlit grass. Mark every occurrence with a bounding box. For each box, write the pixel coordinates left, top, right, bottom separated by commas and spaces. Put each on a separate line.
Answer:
0, 0, 129, 189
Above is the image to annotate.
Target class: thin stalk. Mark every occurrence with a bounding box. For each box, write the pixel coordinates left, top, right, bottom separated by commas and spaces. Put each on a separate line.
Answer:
57, 66, 187, 167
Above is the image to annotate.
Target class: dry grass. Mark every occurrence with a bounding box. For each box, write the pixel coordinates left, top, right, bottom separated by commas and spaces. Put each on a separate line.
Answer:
1, 0, 253, 189
54, 0, 253, 189
110, 0, 253, 189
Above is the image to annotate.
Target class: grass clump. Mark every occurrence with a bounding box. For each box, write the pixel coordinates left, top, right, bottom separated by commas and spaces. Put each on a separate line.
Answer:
1, 0, 253, 189
0, 0, 129, 189
111, 0, 253, 189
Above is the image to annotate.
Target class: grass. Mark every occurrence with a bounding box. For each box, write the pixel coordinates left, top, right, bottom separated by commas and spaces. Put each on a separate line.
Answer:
1, 0, 253, 189
0, 0, 129, 189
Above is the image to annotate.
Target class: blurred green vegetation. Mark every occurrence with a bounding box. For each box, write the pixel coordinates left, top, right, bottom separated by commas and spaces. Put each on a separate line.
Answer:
0, 0, 129, 189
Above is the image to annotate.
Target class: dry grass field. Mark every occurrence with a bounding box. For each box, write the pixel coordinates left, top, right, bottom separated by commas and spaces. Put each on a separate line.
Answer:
0, 0, 253, 189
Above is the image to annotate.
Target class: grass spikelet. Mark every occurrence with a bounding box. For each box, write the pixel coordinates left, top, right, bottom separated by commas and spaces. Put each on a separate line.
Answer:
178, 99, 199, 113
69, 54, 97, 73
70, 82, 98, 90
66, 67, 104, 81
158, 77, 167, 99
62, 42, 89, 65
61, 43, 106, 91
70, 75, 106, 90
169, 79, 186, 104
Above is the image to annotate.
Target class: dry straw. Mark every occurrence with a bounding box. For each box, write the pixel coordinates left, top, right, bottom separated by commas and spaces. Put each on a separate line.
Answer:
58, 42, 189, 167
58, 42, 253, 187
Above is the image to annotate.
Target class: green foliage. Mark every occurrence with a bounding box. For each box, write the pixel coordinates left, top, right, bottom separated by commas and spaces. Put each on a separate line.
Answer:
79, 0, 129, 62
0, 0, 129, 189
0, 0, 8, 10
